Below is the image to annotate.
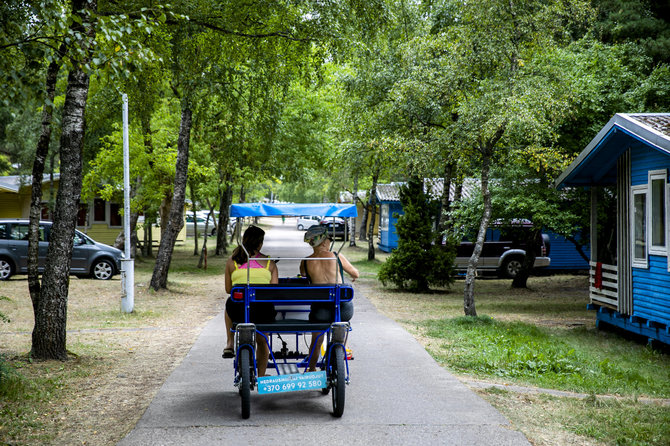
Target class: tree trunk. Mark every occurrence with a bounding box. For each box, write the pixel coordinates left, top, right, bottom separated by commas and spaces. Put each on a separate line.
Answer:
215, 173, 232, 255
159, 192, 172, 235
190, 183, 199, 255
463, 152, 493, 317
142, 220, 154, 257
436, 162, 454, 242
150, 105, 192, 290
32, 1, 96, 359
359, 190, 369, 241
367, 170, 379, 260
28, 50, 63, 303
349, 175, 358, 246
511, 228, 540, 288
231, 185, 245, 243
198, 205, 216, 269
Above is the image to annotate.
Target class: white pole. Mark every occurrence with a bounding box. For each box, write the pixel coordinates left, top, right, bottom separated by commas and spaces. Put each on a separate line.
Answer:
121, 93, 134, 313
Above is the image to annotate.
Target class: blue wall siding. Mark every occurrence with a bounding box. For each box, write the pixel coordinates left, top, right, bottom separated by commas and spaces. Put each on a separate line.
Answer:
630, 146, 670, 326
379, 203, 404, 252
545, 232, 590, 270
630, 146, 670, 186
632, 256, 670, 326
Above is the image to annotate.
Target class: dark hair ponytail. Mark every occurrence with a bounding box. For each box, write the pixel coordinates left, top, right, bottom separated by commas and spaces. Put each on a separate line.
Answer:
232, 225, 265, 265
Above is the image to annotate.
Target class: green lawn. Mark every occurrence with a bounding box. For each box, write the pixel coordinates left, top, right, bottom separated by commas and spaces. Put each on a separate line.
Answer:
356, 256, 670, 446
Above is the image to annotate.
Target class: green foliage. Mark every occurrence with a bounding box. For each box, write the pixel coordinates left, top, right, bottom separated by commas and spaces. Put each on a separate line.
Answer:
592, 0, 670, 65
0, 356, 26, 401
0, 296, 23, 401
0, 153, 11, 175
422, 316, 670, 396
378, 177, 455, 291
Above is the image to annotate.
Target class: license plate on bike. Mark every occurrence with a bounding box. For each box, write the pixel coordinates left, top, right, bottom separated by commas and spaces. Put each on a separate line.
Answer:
257, 371, 327, 394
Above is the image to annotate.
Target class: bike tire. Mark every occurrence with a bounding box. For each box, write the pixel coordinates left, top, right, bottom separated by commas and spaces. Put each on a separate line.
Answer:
331, 346, 345, 417
239, 348, 251, 419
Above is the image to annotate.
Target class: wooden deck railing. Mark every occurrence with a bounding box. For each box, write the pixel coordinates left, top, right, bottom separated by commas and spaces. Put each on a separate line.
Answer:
589, 261, 618, 309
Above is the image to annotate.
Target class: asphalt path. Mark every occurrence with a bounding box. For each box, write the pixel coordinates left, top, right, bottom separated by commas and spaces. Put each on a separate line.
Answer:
118, 219, 530, 445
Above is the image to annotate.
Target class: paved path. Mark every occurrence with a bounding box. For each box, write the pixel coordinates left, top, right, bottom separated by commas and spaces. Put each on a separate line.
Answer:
118, 220, 530, 445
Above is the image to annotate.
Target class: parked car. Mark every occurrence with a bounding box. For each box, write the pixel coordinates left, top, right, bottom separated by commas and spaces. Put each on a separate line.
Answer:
296, 215, 322, 231
185, 214, 218, 236
454, 223, 551, 278
0, 219, 124, 280
319, 220, 348, 241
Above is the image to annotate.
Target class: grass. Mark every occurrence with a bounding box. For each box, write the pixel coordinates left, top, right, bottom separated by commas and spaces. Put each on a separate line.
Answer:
484, 388, 670, 446
422, 316, 670, 397
361, 267, 670, 446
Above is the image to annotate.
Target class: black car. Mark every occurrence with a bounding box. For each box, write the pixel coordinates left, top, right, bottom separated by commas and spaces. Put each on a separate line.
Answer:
319, 219, 348, 241
454, 223, 551, 278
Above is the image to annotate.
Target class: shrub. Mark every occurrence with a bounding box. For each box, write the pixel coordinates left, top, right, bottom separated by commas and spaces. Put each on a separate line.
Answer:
378, 177, 455, 291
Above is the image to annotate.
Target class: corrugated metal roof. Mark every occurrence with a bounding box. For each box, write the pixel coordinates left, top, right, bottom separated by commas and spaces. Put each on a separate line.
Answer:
630, 114, 670, 137
376, 178, 478, 203
0, 174, 60, 193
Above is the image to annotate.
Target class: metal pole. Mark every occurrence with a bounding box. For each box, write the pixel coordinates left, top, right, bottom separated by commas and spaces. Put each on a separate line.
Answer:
121, 93, 134, 313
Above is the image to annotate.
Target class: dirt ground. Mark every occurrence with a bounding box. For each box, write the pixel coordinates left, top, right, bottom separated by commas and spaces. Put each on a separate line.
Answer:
0, 269, 225, 446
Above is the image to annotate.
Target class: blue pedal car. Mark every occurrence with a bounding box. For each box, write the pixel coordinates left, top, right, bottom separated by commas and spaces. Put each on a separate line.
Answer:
227, 203, 356, 419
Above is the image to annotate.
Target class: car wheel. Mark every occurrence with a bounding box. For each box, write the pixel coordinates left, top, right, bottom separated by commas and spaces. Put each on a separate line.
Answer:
500, 257, 523, 279
0, 258, 14, 280
297, 224, 304, 231
92, 259, 114, 280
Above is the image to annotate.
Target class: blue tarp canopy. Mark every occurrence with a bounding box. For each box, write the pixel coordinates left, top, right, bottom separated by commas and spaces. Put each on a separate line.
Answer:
230, 203, 357, 218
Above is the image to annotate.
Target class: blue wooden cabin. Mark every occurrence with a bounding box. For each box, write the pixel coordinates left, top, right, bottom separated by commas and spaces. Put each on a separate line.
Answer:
376, 183, 406, 253
556, 113, 670, 345
376, 180, 590, 273
376, 179, 471, 252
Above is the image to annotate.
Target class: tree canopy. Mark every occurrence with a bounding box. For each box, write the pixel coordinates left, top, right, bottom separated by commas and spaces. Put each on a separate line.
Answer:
1, 0, 669, 357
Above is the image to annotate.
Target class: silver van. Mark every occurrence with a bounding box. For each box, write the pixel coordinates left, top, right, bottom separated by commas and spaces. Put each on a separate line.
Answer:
0, 219, 124, 280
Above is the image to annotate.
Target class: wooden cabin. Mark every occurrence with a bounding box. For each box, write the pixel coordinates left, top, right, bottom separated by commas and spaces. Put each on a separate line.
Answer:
0, 174, 184, 245
556, 113, 670, 345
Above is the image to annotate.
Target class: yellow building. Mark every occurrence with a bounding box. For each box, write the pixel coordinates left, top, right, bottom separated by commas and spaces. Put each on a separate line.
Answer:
0, 175, 184, 245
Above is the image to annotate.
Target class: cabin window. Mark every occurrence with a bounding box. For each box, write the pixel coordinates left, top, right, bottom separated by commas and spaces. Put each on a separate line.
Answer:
631, 185, 648, 268
380, 205, 389, 232
109, 203, 122, 227
77, 204, 88, 227
648, 170, 667, 255
40, 203, 52, 220
93, 198, 106, 222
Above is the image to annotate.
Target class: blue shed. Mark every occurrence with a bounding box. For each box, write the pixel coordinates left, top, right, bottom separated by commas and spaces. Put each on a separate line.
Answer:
556, 113, 670, 345
376, 183, 405, 253
375, 179, 472, 252
544, 231, 590, 271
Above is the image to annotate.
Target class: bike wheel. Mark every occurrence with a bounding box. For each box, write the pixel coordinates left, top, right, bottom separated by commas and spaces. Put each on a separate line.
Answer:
331, 346, 345, 417
239, 348, 252, 419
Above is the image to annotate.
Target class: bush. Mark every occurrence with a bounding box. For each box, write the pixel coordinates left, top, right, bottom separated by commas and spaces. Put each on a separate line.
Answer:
378, 177, 455, 291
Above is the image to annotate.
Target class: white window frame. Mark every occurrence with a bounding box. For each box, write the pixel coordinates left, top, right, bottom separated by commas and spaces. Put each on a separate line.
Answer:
667, 183, 670, 272
648, 169, 667, 256
631, 185, 648, 269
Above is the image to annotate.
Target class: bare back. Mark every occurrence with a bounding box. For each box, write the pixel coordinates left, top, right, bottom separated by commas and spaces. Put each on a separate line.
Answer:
301, 242, 359, 284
